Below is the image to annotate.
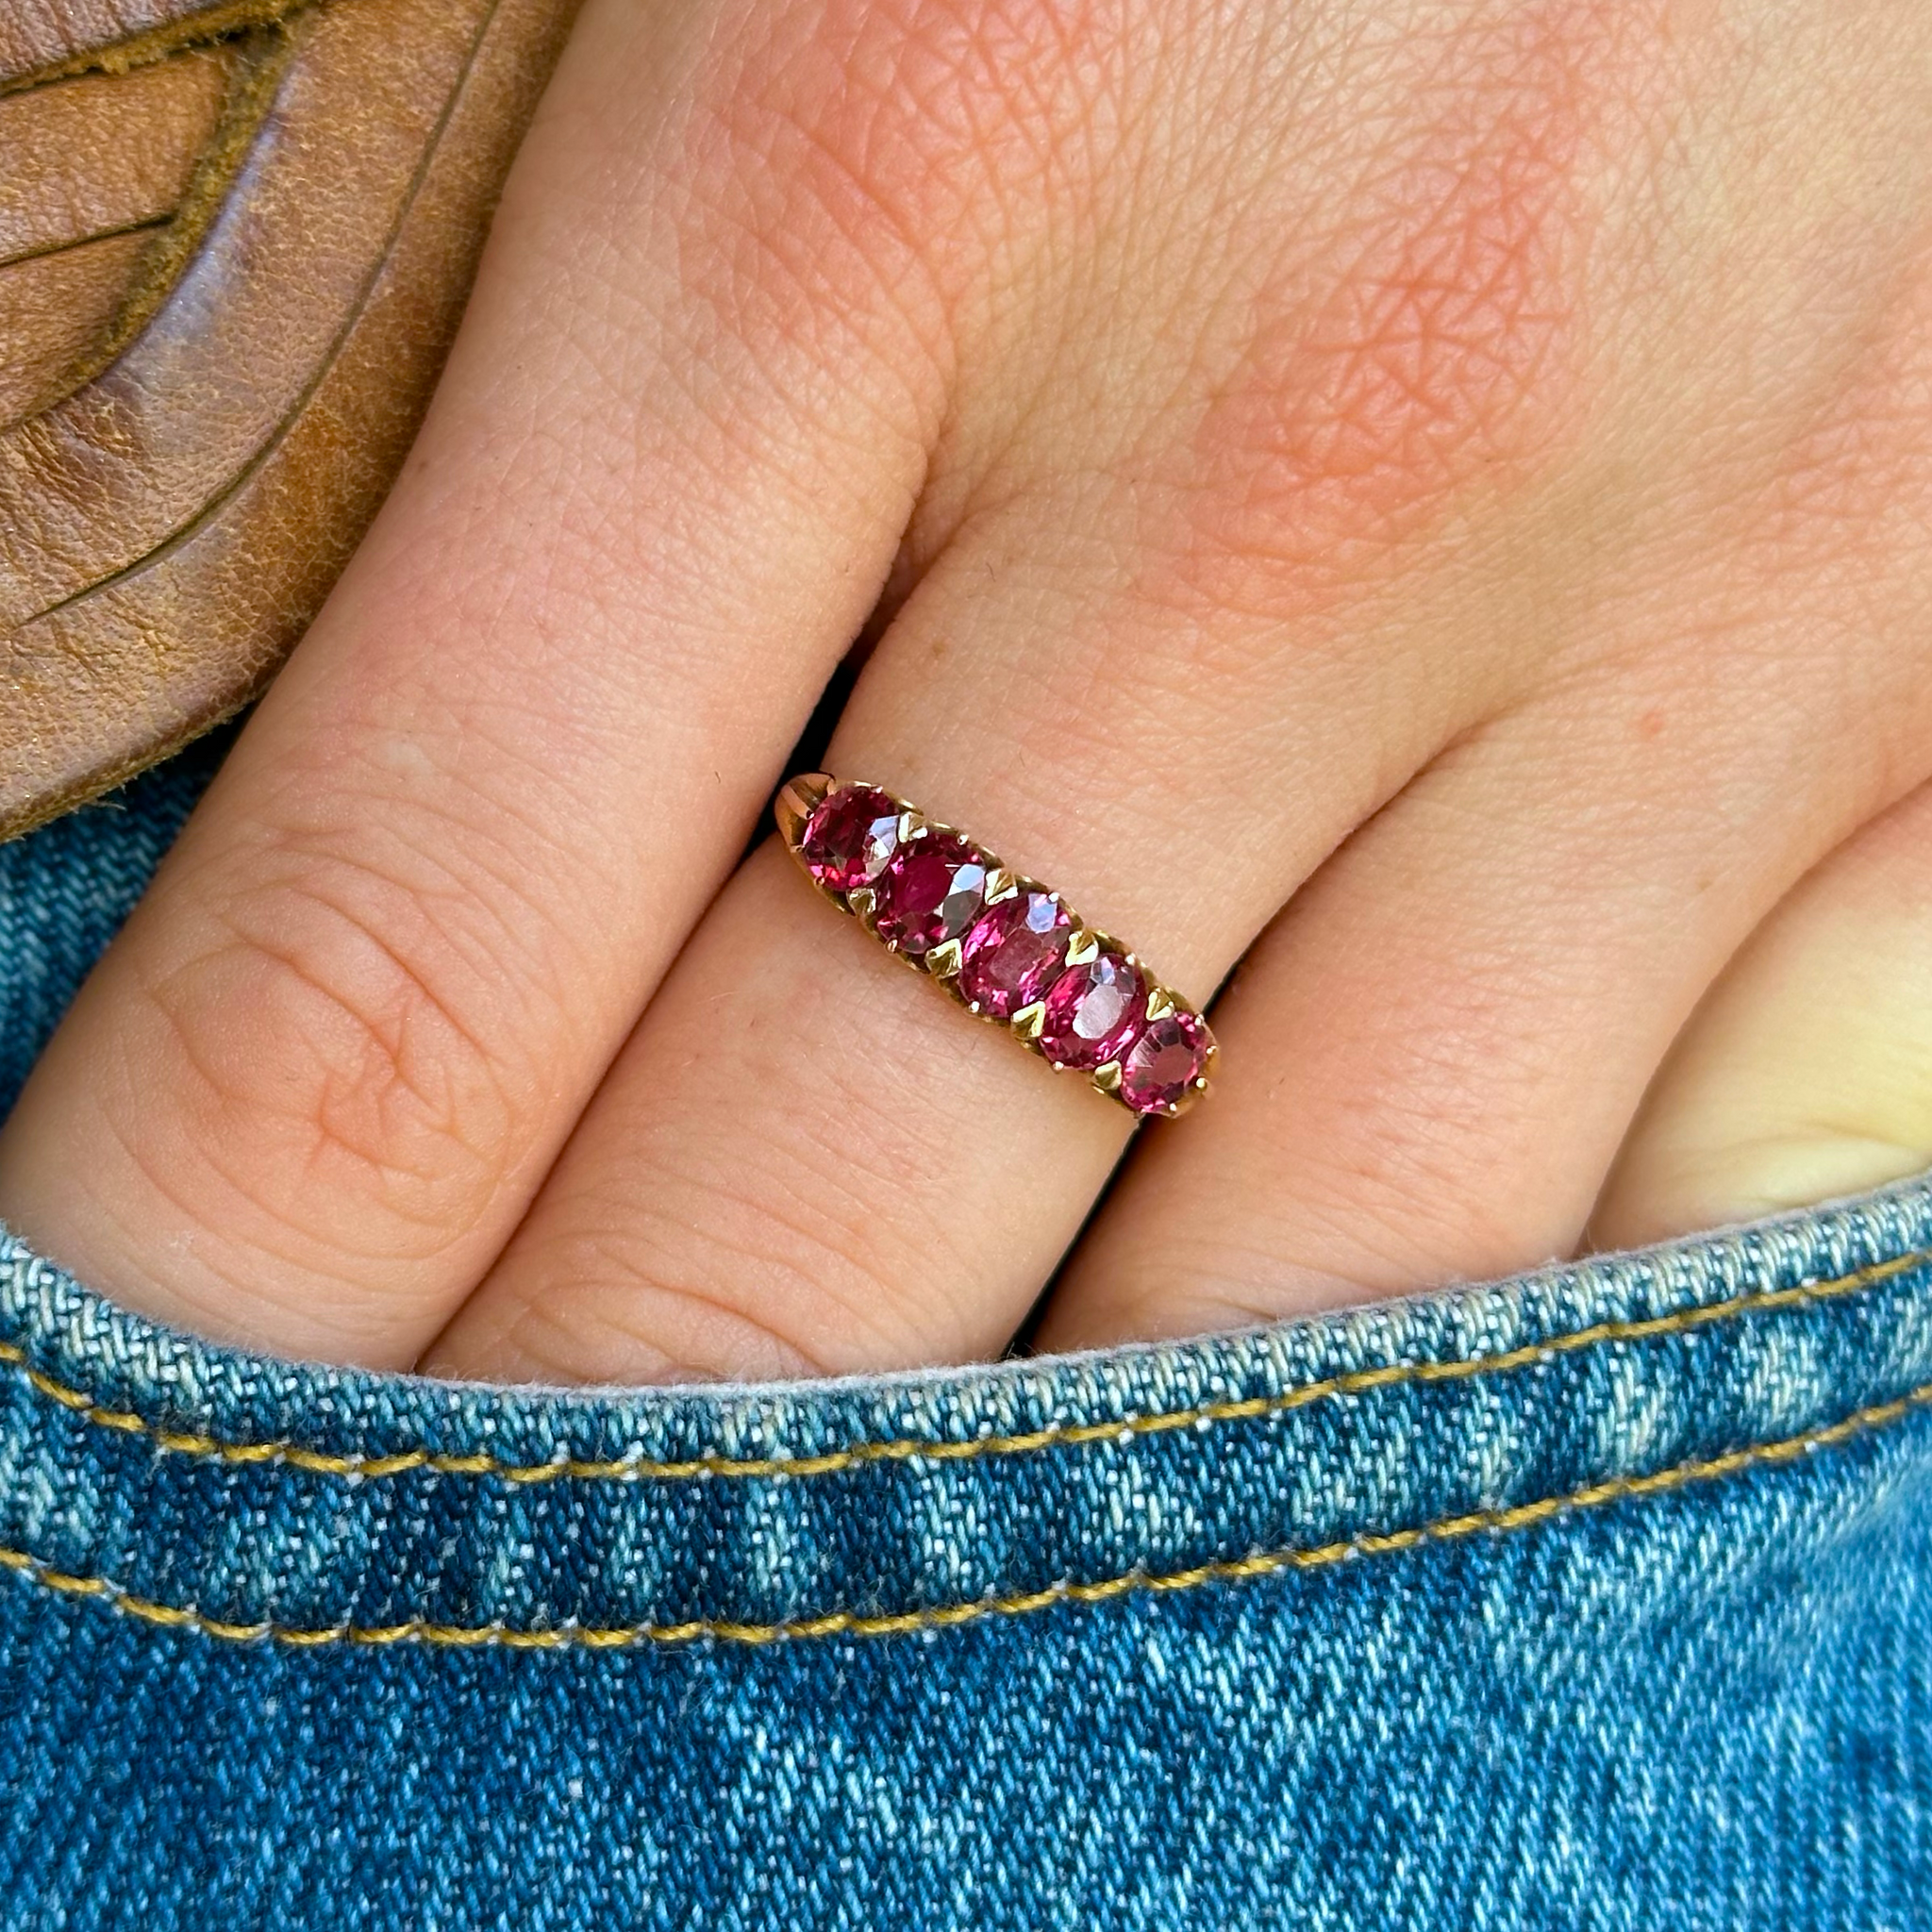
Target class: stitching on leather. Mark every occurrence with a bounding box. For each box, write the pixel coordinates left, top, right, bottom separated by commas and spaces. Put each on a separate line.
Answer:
0, 0, 311, 98
3, 1379, 1926, 1648
2, 1250, 1924, 1485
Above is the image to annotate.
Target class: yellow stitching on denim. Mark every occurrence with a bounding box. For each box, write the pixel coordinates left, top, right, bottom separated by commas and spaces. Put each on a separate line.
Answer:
2, 1379, 1926, 1648
1, 1249, 1925, 1485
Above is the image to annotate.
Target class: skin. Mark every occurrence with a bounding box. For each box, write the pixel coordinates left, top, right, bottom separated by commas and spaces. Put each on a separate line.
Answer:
0, 0, 1930, 1382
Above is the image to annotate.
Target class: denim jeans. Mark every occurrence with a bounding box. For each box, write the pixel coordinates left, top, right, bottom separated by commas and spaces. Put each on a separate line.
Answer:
0, 740, 1927, 1930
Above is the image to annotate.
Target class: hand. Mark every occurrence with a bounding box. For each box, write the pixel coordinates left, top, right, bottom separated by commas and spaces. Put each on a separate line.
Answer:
3, 0, 1930, 1382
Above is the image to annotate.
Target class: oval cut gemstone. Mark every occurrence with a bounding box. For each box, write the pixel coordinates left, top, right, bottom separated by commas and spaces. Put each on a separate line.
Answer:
799, 785, 901, 892
957, 890, 1072, 1019
874, 835, 988, 958
1120, 1010, 1211, 1114
1039, 951, 1145, 1070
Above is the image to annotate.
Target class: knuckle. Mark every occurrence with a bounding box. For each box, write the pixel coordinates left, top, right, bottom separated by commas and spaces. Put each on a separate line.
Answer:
691, 0, 1119, 341
131, 853, 532, 1263
489, 1123, 953, 1385
494, 1261, 835, 1388
1141, 9, 1598, 607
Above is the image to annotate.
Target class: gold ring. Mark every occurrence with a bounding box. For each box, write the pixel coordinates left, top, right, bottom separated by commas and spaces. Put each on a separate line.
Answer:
776, 774, 1216, 1118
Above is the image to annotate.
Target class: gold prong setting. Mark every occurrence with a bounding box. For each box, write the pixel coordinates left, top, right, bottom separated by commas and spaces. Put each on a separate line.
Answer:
778, 774, 1217, 1118
774, 773, 834, 848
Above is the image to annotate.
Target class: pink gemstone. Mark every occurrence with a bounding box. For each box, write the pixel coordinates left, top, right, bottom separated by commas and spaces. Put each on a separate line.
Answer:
1120, 1011, 1212, 1114
1039, 951, 1146, 1070
958, 891, 1072, 1019
800, 785, 901, 892
874, 835, 989, 958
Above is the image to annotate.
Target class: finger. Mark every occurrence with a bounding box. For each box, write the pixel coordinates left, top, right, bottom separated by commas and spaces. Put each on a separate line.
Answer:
424, 487, 1521, 1384
424, 0, 1662, 1383
1590, 780, 1932, 1249
0, 0, 959, 1364
1040, 175, 1932, 1350
1038, 639, 1932, 1352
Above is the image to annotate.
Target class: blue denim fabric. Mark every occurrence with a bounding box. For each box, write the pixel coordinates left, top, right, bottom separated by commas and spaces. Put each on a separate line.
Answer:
0, 722, 238, 1123
0, 741, 1928, 1930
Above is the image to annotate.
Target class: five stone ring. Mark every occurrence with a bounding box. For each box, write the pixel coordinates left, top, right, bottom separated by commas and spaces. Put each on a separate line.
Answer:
775, 774, 1217, 1118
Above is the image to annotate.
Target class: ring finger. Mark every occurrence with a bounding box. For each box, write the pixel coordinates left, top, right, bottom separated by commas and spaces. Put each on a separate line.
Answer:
424, 458, 1524, 1382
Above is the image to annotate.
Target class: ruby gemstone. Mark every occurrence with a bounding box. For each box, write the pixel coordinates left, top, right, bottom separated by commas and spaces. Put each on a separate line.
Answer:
1039, 951, 1146, 1070
1120, 1011, 1211, 1114
874, 835, 989, 958
957, 890, 1073, 1019
800, 785, 901, 892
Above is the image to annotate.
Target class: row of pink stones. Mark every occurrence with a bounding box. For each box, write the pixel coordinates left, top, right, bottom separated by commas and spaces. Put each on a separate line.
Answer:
788, 778, 1214, 1117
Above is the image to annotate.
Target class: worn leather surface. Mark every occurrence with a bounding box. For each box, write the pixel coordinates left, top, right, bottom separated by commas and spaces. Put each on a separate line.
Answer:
0, 0, 581, 840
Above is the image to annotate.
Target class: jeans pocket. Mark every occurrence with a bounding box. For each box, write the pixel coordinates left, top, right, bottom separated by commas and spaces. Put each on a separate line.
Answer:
1, 1178, 1929, 1930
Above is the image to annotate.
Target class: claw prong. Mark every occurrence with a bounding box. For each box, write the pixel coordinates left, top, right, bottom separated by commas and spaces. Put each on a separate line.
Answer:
774, 774, 835, 847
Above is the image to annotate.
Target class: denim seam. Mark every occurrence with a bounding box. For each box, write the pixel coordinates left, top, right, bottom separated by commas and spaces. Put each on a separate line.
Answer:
4, 1375, 1928, 1650
1, 1249, 1924, 1483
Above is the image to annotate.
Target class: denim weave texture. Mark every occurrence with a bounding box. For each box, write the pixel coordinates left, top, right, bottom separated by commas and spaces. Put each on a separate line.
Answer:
0, 738, 1927, 1930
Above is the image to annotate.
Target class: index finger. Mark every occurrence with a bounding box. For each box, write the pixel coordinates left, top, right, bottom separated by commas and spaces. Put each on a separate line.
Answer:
0, 0, 955, 1364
